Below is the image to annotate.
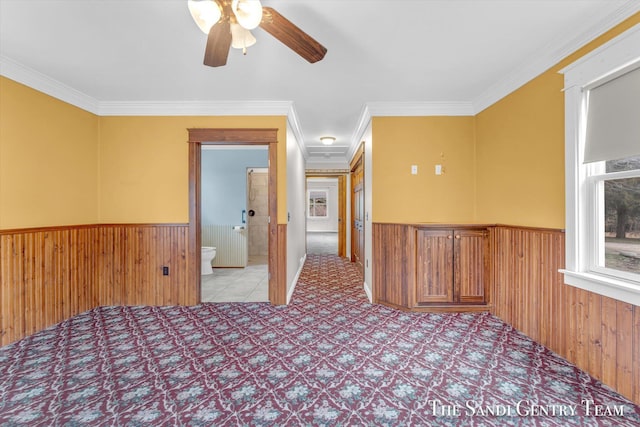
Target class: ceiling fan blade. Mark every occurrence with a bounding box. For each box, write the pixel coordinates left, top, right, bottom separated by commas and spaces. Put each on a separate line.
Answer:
204, 20, 232, 67
260, 7, 327, 63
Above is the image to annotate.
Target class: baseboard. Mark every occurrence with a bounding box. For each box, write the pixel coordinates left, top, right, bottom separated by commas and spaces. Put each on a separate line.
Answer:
287, 254, 307, 304
363, 281, 372, 303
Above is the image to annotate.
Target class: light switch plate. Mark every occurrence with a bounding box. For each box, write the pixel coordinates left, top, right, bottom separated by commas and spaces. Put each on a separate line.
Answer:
411, 165, 418, 175
435, 164, 442, 175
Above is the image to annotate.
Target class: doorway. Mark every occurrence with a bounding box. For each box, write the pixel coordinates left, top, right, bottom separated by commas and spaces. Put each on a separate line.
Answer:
187, 128, 285, 305
306, 177, 339, 255
199, 147, 269, 302
305, 172, 347, 257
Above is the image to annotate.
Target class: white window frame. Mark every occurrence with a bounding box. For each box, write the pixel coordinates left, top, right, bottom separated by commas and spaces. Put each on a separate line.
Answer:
307, 189, 328, 219
560, 23, 640, 306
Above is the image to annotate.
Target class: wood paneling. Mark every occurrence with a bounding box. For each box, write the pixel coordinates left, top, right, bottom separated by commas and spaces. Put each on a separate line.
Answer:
372, 223, 415, 309
456, 229, 489, 303
269, 224, 287, 305
416, 229, 453, 303
0, 224, 190, 346
374, 223, 490, 310
491, 225, 640, 406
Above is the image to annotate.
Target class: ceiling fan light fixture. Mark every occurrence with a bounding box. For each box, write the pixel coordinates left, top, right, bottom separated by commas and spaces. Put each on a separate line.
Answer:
320, 136, 336, 146
230, 23, 257, 53
188, 0, 222, 34
231, 0, 263, 30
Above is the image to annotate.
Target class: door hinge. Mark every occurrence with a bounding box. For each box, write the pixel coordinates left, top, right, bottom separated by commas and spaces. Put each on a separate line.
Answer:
268, 216, 271, 224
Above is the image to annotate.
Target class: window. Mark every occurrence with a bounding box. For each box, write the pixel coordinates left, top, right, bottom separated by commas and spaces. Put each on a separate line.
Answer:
591, 157, 640, 279
560, 23, 640, 305
308, 190, 328, 218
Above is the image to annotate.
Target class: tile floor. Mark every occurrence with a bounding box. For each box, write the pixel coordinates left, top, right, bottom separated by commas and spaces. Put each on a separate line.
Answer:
201, 255, 268, 303
201, 232, 338, 303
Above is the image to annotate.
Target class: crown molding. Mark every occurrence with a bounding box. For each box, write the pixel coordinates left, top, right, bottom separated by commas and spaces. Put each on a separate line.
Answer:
305, 158, 350, 170
97, 100, 293, 116
0, 55, 100, 114
472, 1, 640, 113
285, 103, 310, 160
366, 101, 475, 117
347, 104, 372, 163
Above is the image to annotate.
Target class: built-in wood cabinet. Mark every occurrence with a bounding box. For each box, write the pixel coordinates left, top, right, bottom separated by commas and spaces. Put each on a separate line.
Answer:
372, 223, 491, 312
416, 227, 489, 306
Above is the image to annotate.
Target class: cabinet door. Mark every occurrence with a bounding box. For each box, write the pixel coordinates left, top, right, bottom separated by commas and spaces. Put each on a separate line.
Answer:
454, 229, 488, 303
416, 229, 454, 303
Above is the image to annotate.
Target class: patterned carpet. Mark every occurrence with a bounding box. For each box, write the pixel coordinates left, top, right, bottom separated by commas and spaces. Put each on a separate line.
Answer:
1, 255, 639, 426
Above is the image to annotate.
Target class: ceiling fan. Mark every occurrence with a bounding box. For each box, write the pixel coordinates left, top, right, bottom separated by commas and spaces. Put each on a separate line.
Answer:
188, 0, 327, 67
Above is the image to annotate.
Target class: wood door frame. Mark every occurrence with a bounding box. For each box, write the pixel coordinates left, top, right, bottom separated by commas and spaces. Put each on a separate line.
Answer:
350, 143, 364, 267
305, 171, 348, 257
187, 128, 285, 305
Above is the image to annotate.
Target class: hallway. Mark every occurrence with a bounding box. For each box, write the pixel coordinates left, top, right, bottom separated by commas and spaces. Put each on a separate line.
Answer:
306, 231, 338, 255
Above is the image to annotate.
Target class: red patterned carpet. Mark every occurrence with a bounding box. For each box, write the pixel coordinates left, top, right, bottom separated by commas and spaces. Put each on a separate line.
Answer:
1, 254, 639, 426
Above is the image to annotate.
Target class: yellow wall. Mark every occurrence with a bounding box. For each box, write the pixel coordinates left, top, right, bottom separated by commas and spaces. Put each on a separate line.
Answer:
99, 116, 288, 224
0, 78, 287, 228
372, 116, 476, 223
475, 13, 640, 229
0, 77, 100, 229
474, 71, 565, 228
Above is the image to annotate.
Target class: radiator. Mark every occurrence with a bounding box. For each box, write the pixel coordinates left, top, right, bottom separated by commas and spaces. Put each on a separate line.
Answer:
202, 224, 247, 267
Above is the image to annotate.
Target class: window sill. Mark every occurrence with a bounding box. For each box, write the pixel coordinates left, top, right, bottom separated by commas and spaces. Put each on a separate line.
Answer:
560, 269, 640, 306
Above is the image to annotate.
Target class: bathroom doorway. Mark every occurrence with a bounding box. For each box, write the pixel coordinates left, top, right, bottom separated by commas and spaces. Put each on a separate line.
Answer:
187, 128, 285, 305
199, 147, 269, 302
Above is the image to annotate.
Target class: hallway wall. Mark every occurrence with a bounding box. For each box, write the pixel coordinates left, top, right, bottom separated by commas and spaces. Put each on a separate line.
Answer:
286, 124, 307, 301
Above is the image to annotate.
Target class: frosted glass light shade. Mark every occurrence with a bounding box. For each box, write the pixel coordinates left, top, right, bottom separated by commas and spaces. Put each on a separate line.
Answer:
320, 137, 336, 145
188, 0, 222, 34
230, 23, 257, 50
231, 0, 263, 30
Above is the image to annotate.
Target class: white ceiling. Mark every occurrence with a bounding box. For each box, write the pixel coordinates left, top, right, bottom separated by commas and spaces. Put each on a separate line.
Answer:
1, 0, 638, 168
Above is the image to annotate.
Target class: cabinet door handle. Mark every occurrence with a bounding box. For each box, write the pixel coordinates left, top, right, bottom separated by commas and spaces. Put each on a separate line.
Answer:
447, 235, 453, 239
455, 235, 461, 239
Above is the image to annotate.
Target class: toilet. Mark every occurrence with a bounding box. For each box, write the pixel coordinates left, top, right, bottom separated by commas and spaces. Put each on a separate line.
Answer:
201, 247, 217, 275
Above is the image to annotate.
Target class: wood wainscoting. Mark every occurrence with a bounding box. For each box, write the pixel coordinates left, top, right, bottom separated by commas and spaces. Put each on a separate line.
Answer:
491, 225, 640, 406
372, 222, 640, 404
372, 223, 490, 311
372, 223, 414, 309
0, 224, 191, 346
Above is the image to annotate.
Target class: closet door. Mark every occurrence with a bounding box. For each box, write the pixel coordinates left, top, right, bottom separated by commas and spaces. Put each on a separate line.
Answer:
455, 228, 489, 304
416, 229, 454, 304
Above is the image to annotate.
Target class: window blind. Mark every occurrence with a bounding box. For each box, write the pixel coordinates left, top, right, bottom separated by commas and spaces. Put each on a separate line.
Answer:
584, 66, 640, 163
